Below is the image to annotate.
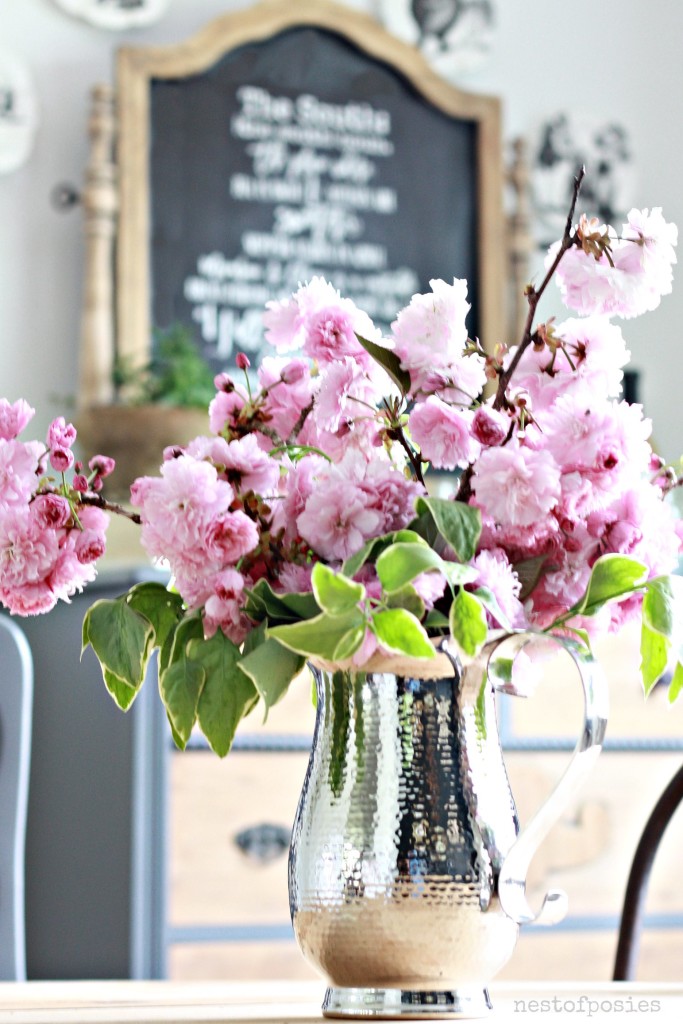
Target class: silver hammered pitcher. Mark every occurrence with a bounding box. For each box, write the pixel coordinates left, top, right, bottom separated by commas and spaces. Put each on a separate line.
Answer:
289, 634, 608, 1019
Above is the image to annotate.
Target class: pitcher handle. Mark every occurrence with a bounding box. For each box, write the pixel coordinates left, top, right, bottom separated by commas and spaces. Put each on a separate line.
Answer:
485, 631, 608, 926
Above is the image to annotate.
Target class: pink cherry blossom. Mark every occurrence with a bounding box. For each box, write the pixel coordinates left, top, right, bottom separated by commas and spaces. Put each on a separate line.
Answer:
471, 405, 510, 447
75, 530, 107, 565
271, 454, 327, 545
208, 388, 247, 434
0, 399, 34, 441
297, 467, 383, 562
273, 561, 314, 594
361, 457, 425, 534
89, 455, 116, 478
473, 444, 562, 528
409, 396, 480, 471
203, 568, 250, 643
0, 439, 43, 506
49, 447, 75, 473
220, 434, 281, 496
587, 485, 680, 577
419, 354, 487, 405
263, 277, 379, 367
544, 391, 652, 505
391, 278, 471, 390
551, 207, 677, 318
132, 455, 236, 565
511, 317, 630, 409
412, 571, 447, 609
471, 548, 526, 628
47, 416, 77, 450
314, 357, 379, 434
204, 509, 259, 564
257, 356, 315, 440
32, 493, 71, 530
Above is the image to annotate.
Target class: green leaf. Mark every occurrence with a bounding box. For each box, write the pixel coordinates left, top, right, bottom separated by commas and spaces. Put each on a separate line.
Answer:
386, 585, 425, 619
370, 608, 435, 658
340, 531, 428, 581
82, 597, 154, 690
356, 334, 411, 396
102, 668, 139, 712
159, 656, 205, 747
514, 555, 549, 601
244, 578, 320, 624
376, 542, 446, 593
643, 576, 683, 637
414, 496, 482, 562
450, 588, 488, 658
423, 609, 450, 629
640, 622, 669, 696
668, 661, 683, 704
472, 585, 511, 630
267, 608, 366, 661
332, 623, 366, 661
393, 530, 430, 546
312, 562, 366, 616
238, 637, 305, 715
342, 535, 392, 579
191, 631, 259, 756
166, 712, 186, 752
443, 562, 479, 586
563, 625, 593, 653
575, 554, 648, 617
160, 611, 204, 676
126, 582, 184, 649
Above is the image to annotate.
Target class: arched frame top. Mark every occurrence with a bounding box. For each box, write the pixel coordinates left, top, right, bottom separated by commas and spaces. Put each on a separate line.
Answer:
115, 0, 505, 370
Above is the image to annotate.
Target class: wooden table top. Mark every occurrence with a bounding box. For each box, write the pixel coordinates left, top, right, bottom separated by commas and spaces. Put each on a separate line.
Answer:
0, 981, 682, 1023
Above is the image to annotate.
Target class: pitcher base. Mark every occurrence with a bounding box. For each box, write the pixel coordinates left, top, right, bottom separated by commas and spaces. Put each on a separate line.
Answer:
322, 986, 493, 1019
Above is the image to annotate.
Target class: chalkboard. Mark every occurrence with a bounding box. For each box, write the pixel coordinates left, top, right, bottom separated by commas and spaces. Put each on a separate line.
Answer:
116, 0, 504, 377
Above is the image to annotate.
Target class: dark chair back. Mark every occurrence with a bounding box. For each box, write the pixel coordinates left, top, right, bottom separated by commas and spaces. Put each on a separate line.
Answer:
613, 762, 683, 979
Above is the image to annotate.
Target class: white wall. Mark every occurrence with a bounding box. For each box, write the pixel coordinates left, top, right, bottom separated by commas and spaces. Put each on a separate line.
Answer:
2, 0, 681, 460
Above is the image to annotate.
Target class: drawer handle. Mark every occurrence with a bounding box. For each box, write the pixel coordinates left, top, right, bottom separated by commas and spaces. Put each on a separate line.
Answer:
234, 823, 291, 863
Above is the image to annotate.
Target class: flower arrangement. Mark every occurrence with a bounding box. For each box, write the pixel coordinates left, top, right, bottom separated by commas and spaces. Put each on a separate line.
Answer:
1, 174, 682, 755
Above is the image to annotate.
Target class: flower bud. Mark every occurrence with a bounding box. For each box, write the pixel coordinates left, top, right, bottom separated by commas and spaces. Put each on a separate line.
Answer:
163, 445, 185, 461
47, 416, 77, 450
75, 531, 106, 564
214, 372, 235, 392
281, 360, 307, 384
50, 447, 75, 472
32, 493, 71, 529
236, 352, 251, 370
88, 454, 116, 478
471, 406, 509, 447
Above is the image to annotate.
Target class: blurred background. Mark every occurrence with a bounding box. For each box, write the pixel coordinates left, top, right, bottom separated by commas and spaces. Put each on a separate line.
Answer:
2, 0, 682, 987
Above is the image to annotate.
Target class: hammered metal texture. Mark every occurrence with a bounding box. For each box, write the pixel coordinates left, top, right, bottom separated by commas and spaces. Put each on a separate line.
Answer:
288, 660, 520, 996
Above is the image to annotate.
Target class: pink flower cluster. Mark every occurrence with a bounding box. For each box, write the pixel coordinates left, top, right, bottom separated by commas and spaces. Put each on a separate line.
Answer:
469, 288, 680, 632
0, 400, 110, 615
131, 279, 427, 641
1, 203, 680, 655
551, 209, 678, 319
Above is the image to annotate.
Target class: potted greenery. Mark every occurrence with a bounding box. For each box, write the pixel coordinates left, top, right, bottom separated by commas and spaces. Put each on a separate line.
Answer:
75, 324, 216, 500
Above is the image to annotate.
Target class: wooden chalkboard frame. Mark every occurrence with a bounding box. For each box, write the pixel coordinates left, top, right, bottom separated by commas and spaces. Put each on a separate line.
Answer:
114, 0, 504, 377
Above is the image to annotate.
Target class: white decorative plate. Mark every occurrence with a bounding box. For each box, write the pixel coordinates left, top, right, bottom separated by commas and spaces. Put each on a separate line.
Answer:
0, 49, 38, 175
50, 0, 171, 32
379, 0, 496, 79
531, 112, 637, 247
